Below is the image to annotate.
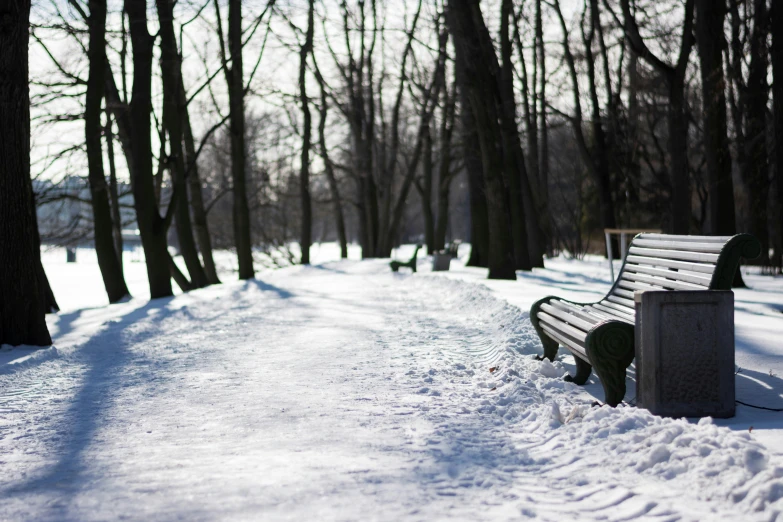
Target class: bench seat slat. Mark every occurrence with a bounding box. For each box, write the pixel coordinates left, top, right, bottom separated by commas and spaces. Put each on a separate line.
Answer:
623, 272, 705, 291
632, 239, 727, 253
638, 233, 732, 243
624, 264, 712, 286
606, 295, 635, 309
617, 279, 666, 293
599, 299, 635, 316
628, 247, 720, 264
625, 255, 715, 274
540, 324, 588, 360
612, 288, 635, 300
549, 300, 609, 324
540, 303, 600, 331
590, 303, 634, 323
537, 312, 589, 341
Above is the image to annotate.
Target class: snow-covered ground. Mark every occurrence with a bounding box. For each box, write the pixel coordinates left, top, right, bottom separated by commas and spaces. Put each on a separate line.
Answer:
1, 244, 782, 521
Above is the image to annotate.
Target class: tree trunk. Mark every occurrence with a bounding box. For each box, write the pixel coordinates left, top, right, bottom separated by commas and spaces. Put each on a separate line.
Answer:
499, 0, 533, 270
743, 0, 770, 263
86, 0, 130, 303
0, 0, 52, 345
181, 83, 220, 284
696, 0, 736, 237
583, 0, 619, 251
461, 95, 489, 268
125, 0, 173, 299
227, 0, 255, 279
449, 2, 516, 280
106, 118, 124, 271
536, 0, 550, 254
298, 0, 314, 264
773, 0, 783, 271
435, 88, 456, 253
419, 126, 436, 254
313, 61, 348, 259
157, 0, 209, 288
667, 77, 691, 234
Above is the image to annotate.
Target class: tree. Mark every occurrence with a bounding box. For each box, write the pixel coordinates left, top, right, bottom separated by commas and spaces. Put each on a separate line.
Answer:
773, 0, 783, 271
215, 0, 256, 279
433, 84, 458, 252
500, 0, 543, 269
125, 0, 174, 298
312, 55, 348, 259
85, 0, 131, 303
743, 0, 770, 263
448, 2, 517, 280
298, 0, 315, 264
553, 0, 619, 255
157, 0, 210, 288
695, 0, 736, 237
0, 0, 52, 346
619, 0, 695, 234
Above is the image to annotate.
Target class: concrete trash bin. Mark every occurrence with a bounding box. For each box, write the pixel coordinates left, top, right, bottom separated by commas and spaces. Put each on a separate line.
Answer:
634, 290, 735, 418
432, 252, 451, 271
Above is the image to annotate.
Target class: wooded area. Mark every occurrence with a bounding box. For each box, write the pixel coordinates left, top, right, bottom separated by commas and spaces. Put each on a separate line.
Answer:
2, 0, 782, 345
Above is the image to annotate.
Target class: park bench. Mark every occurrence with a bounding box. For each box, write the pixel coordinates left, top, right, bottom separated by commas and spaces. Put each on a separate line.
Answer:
529, 233, 761, 407
390, 244, 422, 273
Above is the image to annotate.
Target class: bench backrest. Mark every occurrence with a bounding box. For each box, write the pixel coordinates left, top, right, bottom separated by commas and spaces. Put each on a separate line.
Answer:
605, 233, 761, 316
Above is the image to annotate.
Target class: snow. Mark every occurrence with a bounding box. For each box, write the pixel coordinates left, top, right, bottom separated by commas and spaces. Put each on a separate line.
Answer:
1, 244, 782, 521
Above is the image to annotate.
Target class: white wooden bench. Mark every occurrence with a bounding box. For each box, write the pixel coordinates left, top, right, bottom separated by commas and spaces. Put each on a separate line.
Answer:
529, 233, 761, 406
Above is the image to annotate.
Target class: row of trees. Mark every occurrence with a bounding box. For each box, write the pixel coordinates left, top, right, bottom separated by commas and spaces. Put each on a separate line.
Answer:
3, 0, 783, 346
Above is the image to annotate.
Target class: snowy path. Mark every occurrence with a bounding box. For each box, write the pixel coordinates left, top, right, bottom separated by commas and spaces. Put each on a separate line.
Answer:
1, 261, 782, 521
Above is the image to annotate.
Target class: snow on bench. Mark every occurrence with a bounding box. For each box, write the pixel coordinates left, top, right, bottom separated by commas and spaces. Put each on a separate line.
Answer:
529, 233, 762, 407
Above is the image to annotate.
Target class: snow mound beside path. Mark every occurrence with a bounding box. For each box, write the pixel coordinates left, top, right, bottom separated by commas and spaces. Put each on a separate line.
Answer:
402, 274, 783, 519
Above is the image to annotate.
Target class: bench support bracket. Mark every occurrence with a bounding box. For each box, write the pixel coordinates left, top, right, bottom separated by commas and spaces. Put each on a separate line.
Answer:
530, 296, 560, 362
564, 355, 592, 385
585, 322, 635, 407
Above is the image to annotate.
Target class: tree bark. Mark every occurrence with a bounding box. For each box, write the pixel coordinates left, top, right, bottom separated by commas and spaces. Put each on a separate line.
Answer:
86, 0, 130, 303
0, 0, 52, 345
773, 0, 783, 271
499, 0, 534, 270
106, 118, 124, 271
459, 82, 490, 268
313, 59, 348, 259
157, 0, 209, 288
449, 2, 516, 280
226, 0, 255, 279
536, 0, 550, 253
435, 87, 456, 252
181, 83, 220, 284
743, 0, 770, 263
125, 0, 173, 298
298, 0, 314, 264
418, 126, 436, 254
695, 0, 736, 237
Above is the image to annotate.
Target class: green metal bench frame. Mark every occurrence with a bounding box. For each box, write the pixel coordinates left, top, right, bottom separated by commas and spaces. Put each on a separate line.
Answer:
390, 244, 422, 273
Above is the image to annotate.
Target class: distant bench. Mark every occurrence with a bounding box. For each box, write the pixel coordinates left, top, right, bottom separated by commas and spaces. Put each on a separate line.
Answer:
390, 244, 422, 273
529, 233, 761, 406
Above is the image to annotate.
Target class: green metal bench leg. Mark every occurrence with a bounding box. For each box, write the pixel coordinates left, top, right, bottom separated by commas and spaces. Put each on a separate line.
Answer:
585, 322, 635, 407
530, 296, 559, 362
535, 335, 559, 362
564, 355, 592, 385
